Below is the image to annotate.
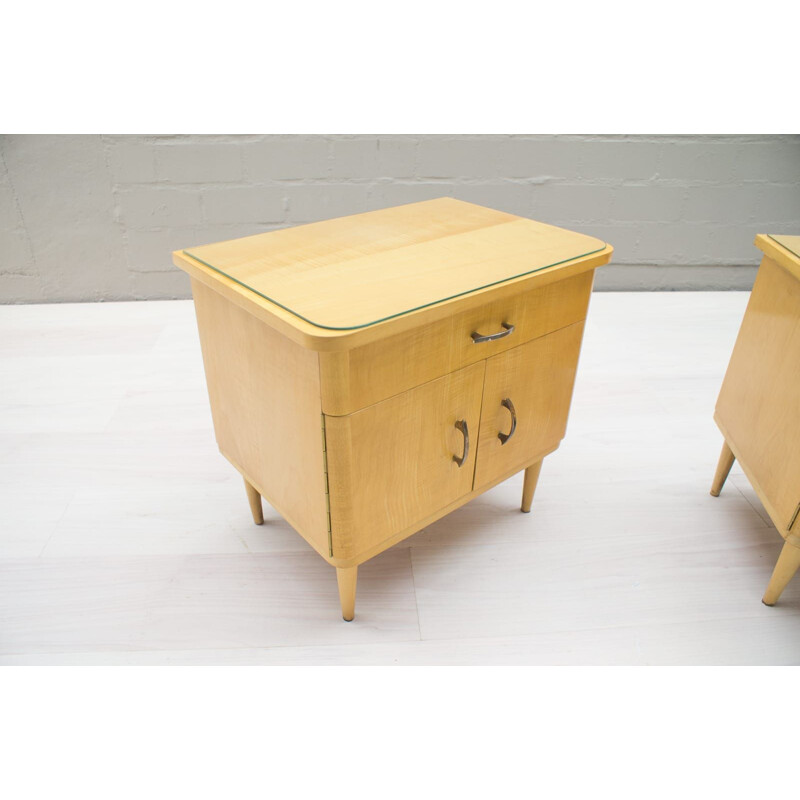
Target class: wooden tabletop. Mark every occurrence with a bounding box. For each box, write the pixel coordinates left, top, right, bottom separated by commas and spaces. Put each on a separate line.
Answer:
756, 234, 800, 283
175, 198, 607, 326
768, 235, 800, 260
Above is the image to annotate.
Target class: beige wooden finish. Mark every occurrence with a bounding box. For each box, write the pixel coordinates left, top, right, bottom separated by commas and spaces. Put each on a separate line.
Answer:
244, 478, 264, 525
765, 235, 800, 279
319, 270, 593, 415
174, 201, 612, 353
712, 234, 800, 605
180, 198, 604, 331
762, 542, 800, 606
325, 363, 485, 561
336, 566, 358, 622
521, 462, 543, 513
710, 441, 734, 498
176, 199, 612, 619
475, 322, 585, 489
191, 279, 330, 558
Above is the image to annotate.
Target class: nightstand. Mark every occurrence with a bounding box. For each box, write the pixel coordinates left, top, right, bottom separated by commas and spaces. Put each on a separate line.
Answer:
711, 234, 800, 606
173, 198, 613, 620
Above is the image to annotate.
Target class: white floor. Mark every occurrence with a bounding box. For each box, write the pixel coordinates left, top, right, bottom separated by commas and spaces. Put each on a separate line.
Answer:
1, 292, 798, 665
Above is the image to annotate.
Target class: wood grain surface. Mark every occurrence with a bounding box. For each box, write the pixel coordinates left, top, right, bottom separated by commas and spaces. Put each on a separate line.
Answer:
192, 279, 329, 558
177, 198, 606, 332
474, 322, 585, 489
325, 362, 485, 561
714, 256, 800, 538
319, 270, 593, 415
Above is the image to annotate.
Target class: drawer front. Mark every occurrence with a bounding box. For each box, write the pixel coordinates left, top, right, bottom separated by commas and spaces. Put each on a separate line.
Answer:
324, 361, 485, 561
474, 322, 585, 489
320, 270, 594, 416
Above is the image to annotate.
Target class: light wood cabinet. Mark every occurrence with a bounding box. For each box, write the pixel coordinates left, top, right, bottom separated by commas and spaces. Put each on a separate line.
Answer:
174, 198, 613, 619
711, 234, 800, 606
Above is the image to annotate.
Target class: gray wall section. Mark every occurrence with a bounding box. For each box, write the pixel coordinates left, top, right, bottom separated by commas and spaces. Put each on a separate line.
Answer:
1, 134, 799, 302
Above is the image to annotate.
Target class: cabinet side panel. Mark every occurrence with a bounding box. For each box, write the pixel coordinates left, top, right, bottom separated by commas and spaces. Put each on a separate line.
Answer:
715, 256, 800, 533
191, 279, 329, 558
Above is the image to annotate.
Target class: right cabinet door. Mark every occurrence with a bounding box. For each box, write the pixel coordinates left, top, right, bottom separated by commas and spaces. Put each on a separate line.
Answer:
474, 321, 585, 489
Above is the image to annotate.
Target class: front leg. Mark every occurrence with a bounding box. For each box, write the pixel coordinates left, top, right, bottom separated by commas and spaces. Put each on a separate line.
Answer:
710, 440, 735, 497
762, 540, 800, 606
243, 478, 264, 525
336, 565, 358, 621
521, 461, 543, 513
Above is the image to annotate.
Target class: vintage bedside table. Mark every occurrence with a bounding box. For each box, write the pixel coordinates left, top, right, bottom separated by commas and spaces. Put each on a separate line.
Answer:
711, 234, 800, 606
174, 198, 613, 620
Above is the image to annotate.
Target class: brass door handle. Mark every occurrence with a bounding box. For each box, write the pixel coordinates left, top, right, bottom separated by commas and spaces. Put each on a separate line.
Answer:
498, 397, 517, 445
471, 322, 515, 344
453, 419, 469, 467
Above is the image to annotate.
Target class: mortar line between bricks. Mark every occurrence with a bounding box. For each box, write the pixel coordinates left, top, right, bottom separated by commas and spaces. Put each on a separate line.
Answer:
107, 178, 800, 190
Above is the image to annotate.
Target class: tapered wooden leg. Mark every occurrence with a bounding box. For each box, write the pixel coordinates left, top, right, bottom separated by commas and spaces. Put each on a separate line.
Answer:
762, 540, 800, 606
336, 566, 358, 621
521, 461, 543, 513
244, 478, 263, 525
710, 441, 735, 497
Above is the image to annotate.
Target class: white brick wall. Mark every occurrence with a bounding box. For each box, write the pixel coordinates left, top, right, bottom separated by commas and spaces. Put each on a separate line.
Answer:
1, 134, 799, 302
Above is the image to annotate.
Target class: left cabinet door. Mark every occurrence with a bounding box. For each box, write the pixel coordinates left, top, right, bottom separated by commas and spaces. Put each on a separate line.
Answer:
325, 361, 486, 561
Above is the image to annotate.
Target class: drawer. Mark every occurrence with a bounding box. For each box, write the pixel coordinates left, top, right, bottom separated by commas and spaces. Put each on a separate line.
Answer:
324, 361, 485, 561
319, 269, 594, 415
474, 321, 585, 489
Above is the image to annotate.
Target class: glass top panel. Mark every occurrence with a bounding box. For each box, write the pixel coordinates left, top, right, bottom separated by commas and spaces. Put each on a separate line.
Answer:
770, 234, 800, 260
184, 199, 607, 331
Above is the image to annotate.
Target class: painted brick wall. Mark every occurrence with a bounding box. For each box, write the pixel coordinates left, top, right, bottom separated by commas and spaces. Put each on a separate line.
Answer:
1, 134, 799, 302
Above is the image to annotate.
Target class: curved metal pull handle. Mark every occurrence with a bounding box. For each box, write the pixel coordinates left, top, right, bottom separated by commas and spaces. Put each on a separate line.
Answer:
471, 322, 515, 344
498, 398, 516, 445
453, 419, 469, 467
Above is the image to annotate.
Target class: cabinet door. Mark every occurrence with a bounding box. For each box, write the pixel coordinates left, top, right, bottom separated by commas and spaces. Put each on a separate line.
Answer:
474, 322, 585, 489
325, 361, 485, 561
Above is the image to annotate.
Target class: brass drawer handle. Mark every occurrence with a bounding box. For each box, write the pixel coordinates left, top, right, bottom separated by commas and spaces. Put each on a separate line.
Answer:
498, 397, 516, 445
471, 322, 515, 344
453, 419, 469, 467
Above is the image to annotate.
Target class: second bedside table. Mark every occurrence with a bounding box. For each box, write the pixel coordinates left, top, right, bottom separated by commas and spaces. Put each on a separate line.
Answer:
711, 233, 800, 606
